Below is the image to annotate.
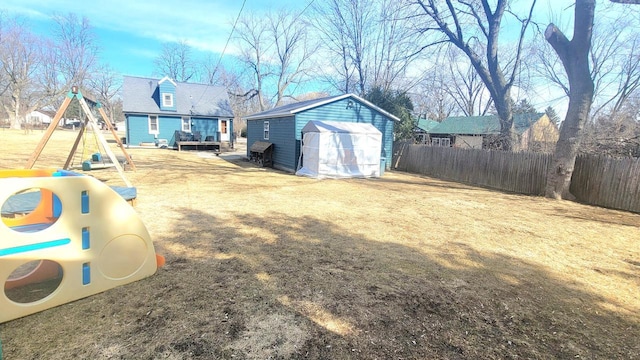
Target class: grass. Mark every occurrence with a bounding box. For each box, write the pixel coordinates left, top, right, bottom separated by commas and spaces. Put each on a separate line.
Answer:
0, 128, 639, 359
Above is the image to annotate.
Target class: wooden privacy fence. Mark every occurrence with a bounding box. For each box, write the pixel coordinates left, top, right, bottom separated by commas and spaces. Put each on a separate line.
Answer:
570, 154, 640, 213
393, 142, 640, 213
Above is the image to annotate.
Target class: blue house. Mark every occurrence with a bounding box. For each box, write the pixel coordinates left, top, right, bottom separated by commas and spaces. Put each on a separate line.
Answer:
122, 76, 234, 148
244, 94, 399, 173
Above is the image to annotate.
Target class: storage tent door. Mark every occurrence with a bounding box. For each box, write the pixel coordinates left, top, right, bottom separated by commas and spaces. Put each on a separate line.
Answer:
297, 121, 382, 179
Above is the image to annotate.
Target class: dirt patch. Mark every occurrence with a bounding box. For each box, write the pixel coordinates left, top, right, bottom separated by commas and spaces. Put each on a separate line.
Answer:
0, 129, 639, 359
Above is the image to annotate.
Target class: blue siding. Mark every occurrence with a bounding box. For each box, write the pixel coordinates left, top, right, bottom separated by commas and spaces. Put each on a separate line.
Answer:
158, 80, 177, 112
246, 120, 262, 158
245, 97, 396, 172
294, 98, 395, 168
191, 118, 219, 141
126, 114, 223, 146
126, 114, 153, 145
159, 116, 182, 145
247, 117, 297, 172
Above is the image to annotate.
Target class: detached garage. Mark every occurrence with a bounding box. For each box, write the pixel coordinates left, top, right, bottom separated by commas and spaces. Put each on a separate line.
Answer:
296, 121, 382, 178
244, 94, 399, 174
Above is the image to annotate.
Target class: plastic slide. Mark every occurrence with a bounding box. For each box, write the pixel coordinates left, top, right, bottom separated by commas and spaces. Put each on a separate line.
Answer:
0, 169, 163, 323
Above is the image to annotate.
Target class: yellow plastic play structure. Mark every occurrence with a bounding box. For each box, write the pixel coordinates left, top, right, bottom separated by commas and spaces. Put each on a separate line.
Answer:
0, 169, 163, 323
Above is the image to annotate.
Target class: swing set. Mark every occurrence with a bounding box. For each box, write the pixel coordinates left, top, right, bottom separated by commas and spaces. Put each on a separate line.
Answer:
25, 87, 135, 187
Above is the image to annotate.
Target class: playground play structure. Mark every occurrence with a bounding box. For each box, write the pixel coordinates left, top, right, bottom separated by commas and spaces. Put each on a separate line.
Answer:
0, 88, 163, 324
0, 169, 163, 323
26, 86, 136, 187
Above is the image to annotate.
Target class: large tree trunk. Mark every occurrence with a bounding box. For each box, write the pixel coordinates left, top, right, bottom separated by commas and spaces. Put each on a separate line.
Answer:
544, 0, 595, 199
492, 88, 517, 151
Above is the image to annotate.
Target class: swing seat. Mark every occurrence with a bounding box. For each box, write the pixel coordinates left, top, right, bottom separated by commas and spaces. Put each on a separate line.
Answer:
82, 160, 92, 171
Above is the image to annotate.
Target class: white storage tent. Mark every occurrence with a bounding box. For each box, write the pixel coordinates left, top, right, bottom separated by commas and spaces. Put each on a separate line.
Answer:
296, 120, 382, 179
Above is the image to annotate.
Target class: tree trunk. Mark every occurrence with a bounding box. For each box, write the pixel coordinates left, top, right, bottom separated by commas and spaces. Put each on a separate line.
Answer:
544, 0, 595, 199
492, 89, 517, 151
9, 90, 22, 130
545, 80, 593, 199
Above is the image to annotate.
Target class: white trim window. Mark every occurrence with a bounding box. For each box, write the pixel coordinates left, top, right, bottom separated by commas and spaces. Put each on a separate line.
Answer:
148, 115, 159, 134
181, 116, 191, 132
162, 93, 174, 107
263, 121, 269, 140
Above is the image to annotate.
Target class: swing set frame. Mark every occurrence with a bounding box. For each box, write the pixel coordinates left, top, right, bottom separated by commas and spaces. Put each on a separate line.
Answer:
25, 87, 136, 187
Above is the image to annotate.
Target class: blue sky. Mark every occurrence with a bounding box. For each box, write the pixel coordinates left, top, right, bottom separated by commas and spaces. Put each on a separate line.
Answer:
1, 0, 630, 116
1, 0, 309, 78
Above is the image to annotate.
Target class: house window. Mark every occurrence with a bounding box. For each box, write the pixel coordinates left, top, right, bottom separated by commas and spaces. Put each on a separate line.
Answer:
182, 117, 191, 132
162, 93, 174, 107
148, 115, 159, 134
264, 121, 269, 140
221, 120, 228, 134
431, 137, 451, 147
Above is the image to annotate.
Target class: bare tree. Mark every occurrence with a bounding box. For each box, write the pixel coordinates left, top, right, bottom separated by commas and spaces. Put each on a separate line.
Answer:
410, 0, 537, 150
0, 12, 8, 101
444, 49, 493, 117
0, 16, 46, 129
268, 10, 312, 107
595, 33, 640, 118
200, 53, 221, 85
535, 12, 640, 121
581, 104, 640, 157
312, 0, 418, 96
312, 0, 373, 96
154, 40, 197, 82
234, 13, 271, 111
52, 13, 99, 90
0, 12, 98, 129
413, 72, 456, 121
544, 0, 596, 199
88, 64, 122, 124
411, 62, 456, 122
233, 9, 314, 110
370, 0, 417, 92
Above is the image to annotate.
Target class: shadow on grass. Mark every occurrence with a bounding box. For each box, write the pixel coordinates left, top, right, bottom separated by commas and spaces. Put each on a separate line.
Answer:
2, 208, 638, 359
156, 209, 639, 359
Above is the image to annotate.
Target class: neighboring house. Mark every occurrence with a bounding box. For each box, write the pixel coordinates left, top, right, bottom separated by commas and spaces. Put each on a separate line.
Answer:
429, 113, 559, 151
25, 110, 55, 128
244, 94, 399, 173
122, 76, 234, 147
414, 118, 440, 144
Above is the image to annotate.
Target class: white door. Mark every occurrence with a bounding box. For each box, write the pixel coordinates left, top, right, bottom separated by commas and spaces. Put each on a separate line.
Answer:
219, 119, 230, 141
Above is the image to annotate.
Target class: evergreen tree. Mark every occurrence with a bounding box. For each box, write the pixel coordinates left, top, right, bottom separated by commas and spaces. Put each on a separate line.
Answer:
545, 106, 561, 126
364, 86, 415, 141
513, 99, 538, 114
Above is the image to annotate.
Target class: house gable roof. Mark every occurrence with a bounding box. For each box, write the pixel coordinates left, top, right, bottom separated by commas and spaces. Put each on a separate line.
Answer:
243, 93, 401, 122
430, 113, 544, 135
158, 76, 177, 86
416, 118, 440, 132
31, 109, 57, 118
122, 76, 233, 117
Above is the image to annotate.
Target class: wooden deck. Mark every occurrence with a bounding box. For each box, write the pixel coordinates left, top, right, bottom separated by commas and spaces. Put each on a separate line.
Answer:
175, 141, 221, 152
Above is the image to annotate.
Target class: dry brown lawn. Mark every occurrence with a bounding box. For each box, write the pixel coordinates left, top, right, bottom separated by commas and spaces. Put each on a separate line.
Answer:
0, 128, 639, 359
